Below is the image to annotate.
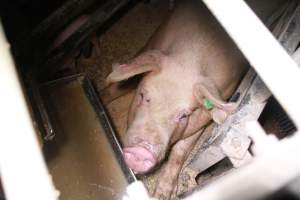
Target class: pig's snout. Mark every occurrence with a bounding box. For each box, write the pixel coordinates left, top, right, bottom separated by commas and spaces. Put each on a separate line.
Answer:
123, 146, 156, 174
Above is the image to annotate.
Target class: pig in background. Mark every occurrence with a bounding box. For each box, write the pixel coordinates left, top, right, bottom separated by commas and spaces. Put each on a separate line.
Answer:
106, 0, 248, 199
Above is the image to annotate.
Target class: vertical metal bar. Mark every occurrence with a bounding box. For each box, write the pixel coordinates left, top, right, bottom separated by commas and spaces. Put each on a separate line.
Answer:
0, 22, 58, 200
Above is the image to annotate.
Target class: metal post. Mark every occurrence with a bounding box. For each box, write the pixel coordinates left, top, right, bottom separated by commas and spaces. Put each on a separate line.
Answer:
0, 22, 59, 200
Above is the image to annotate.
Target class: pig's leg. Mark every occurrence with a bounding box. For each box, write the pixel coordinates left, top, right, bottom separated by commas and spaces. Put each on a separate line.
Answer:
153, 130, 202, 200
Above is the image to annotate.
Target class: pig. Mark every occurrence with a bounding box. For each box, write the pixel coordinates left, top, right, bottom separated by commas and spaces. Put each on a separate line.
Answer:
106, 0, 248, 199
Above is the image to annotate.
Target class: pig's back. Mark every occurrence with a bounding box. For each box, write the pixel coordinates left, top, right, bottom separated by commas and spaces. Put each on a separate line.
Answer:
146, 0, 248, 99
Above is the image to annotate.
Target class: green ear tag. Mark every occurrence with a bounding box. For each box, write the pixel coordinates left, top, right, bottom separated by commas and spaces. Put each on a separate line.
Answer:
203, 98, 214, 110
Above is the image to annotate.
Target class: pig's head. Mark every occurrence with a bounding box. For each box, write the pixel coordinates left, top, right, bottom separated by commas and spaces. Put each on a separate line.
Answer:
106, 50, 237, 174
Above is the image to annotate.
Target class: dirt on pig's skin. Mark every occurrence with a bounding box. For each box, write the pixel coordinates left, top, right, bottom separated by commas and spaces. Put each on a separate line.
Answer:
141, 169, 180, 200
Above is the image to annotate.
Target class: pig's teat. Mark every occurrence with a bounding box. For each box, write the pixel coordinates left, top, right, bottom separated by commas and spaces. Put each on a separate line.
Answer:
123, 146, 156, 174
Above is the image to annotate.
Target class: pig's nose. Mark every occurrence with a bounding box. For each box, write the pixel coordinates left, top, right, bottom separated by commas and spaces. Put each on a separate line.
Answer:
123, 146, 156, 174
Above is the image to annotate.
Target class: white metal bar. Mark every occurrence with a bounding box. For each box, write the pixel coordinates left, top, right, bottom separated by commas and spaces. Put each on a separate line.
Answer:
122, 181, 153, 200
180, 0, 300, 199
184, 128, 300, 200
203, 0, 300, 127
0, 22, 59, 200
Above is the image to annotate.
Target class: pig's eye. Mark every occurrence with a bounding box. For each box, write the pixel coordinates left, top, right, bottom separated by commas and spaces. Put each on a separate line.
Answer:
179, 113, 188, 120
139, 92, 150, 103
139, 92, 144, 100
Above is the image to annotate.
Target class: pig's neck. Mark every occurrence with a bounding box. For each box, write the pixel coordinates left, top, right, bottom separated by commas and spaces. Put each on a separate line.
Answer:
161, 52, 233, 101
163, 53, 202, 84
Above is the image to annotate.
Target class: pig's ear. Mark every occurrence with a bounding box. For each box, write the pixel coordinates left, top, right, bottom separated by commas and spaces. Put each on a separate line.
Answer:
106, 62, 158, 85
193, 80, 238, 124
106, 50, 164, 85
